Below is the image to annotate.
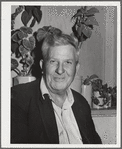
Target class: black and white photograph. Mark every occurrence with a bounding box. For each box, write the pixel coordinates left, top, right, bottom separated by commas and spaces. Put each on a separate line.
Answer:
1, 1, 121, 148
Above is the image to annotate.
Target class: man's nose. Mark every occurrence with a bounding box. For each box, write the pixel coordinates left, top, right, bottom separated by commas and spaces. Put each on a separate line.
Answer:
55, 63, 65, 75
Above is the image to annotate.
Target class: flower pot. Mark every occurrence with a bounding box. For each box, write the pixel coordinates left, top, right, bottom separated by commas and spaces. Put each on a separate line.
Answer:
81, 84, 92, 108
13, 76, 36, 86
92, 91, 111, 109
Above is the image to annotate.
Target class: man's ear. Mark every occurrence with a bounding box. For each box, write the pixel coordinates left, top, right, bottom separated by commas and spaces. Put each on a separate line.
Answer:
39, 59, 43, 69
76, 63, 80, 75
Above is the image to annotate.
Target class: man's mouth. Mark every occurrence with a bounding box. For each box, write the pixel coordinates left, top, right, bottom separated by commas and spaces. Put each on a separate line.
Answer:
54, 77, 65, 82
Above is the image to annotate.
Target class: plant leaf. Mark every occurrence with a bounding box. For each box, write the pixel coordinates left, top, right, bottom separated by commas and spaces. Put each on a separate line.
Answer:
86, 7, 99, 15
30, 18, 36, 28
35, 6, 41, 10
77, 24, 85, 37
11, 41, 19, 53
79, 34, 88, 42
20, 26, 33, 34
11, 58, 19, 70
25, 6, 34, 14
36, 27, 48, 42
32, 7, 42, 23
82, 25, 92, 38
83, 76, 90, 85
72, 23, 78, 38
17, 31, 25, 40
89, 74, 99, 80
71, 10, 82, 20
21, 10, 32, 26
29, 36, 36, 50
11, 31, 20, 42
19, 45, 28, 56
80, 7, 87, 14
22, 39, 32, 51
83, 6, 87, 11
85, 16, 99, 26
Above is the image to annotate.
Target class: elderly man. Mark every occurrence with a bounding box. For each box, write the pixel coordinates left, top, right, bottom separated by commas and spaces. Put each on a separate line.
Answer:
11, 26, 102, 144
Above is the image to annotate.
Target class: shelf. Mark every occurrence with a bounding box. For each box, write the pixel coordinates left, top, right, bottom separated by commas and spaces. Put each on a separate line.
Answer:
91, 108, 116, 117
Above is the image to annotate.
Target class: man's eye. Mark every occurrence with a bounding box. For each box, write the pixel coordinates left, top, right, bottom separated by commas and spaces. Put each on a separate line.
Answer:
66, 61, 72, 65
50, 60, 57, 64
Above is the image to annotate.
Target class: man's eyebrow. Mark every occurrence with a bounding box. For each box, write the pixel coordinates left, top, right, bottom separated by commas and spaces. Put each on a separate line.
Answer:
66, 59, 73, 61
49, 57, 74, 61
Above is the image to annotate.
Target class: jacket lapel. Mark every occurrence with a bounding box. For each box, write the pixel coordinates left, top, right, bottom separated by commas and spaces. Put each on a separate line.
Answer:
37, 94, 59, 143
72, 91, 91, 144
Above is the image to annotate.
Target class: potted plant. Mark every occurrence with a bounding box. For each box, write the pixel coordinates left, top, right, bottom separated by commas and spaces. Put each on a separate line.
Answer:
11, 6, 42, 86
81, 74, 99, 107
71, 6, 99, 48
70, 6, 99, 93
91, 79, 117, 109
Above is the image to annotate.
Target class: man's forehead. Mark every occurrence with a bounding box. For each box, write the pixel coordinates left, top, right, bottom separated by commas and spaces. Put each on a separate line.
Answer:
49, 45, 76, 53
49, 46, 76, 58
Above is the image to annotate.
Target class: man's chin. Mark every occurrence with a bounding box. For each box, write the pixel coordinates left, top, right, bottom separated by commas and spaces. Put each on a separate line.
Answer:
52, 85, 67, 92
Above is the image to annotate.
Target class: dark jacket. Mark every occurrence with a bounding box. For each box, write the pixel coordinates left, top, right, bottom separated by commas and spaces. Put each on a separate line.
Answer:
11, 79, 102, 144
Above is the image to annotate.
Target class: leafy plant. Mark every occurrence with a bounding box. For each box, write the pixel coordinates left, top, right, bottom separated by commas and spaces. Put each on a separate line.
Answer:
91, 78, 103, 92
82, 74, 99, 85
71, 6, 99, 48
91, 79, 117, 107
36, 25, 62, 42
11, 6, 42, 76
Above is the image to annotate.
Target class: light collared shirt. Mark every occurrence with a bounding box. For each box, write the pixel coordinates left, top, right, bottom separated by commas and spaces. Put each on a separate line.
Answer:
40, 77, 83, 144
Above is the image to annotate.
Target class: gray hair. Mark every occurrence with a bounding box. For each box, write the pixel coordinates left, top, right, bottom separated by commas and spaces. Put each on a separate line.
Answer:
40, 26, 79, 62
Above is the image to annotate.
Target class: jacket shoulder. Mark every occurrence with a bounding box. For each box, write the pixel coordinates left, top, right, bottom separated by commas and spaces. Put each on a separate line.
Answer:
11, 79, 41, 111
71, 89, 89, 105
11, 79, 40, 95
71, 89, 91, 113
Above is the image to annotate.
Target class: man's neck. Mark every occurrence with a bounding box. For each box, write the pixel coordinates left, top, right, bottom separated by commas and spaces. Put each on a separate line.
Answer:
49, 91, 67, 108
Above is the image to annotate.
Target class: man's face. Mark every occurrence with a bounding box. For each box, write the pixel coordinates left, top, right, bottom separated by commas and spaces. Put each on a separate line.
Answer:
42, 45, 78, 94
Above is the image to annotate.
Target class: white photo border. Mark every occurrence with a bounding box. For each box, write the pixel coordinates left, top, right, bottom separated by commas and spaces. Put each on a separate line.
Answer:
1, 1, 121, 148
